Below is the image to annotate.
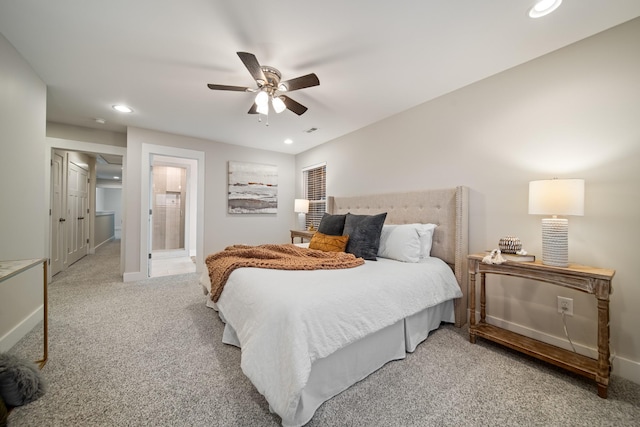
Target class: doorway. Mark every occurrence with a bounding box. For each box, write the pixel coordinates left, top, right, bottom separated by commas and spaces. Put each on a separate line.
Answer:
148, 155, 197, 278
46, 138, 126, 282
50, 149, 91, 275
152, 165, 187, 254
149, 160, 196, 277
139, 143, 204, 281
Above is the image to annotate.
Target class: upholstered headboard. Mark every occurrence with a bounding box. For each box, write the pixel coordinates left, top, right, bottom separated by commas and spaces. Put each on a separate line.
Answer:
327, 186, 469, 327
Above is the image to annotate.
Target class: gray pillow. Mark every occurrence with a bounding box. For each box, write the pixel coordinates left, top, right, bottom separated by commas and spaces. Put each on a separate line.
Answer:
343, 212, 387, 260
317, 213, 346, 236
0, 353, 46, 407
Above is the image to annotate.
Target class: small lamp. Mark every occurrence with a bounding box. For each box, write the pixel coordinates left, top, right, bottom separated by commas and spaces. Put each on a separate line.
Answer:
294, 199, 309, 231
528, 178, 584, 267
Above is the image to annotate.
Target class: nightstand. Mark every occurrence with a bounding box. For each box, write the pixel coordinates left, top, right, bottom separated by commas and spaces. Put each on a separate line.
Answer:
468, 254, 615, 398
290, 229, 315, 243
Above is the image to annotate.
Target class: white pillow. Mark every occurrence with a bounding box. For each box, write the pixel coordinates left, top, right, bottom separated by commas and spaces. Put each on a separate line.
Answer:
377, 223, 438, 262
378, 224, 421, 262
417, 223, 437, 259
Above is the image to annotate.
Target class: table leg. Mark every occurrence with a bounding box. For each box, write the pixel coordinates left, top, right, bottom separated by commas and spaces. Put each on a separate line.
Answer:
596, 297, 610, 398
469, 266, 476, 344
35, 260, 48, 369
480, 272, 486, 323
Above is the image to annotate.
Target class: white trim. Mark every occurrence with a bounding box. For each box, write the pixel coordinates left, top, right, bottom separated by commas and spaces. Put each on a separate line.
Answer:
302, 161, 326, 172
95, 236, 115, 251
123, 271, 146, 282
478, 312, 640, 386
0, 305, 43, 352
613, 354, 640, 386
139, 143, 205, 281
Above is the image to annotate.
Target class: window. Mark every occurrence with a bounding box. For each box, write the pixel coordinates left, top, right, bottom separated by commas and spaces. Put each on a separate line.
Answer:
302, 163, 326, 229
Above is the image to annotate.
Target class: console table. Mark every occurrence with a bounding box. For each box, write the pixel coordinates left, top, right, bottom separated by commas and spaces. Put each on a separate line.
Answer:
468, 254, 615, 398
0, 258, 48, 369
290, 229, 315, 244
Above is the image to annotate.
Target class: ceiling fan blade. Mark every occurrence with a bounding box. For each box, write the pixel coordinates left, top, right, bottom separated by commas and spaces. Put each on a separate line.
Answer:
281, 95, 308, 115
237, 52, 267, 84
207, 83, 251, 92
279, 73, 320, 92
248, 103, 258, 114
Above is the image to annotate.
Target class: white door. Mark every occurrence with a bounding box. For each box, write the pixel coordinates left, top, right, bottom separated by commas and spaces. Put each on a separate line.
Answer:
66, 161, 89, 266
147, 164, 154, 277
50, 150, 65, 275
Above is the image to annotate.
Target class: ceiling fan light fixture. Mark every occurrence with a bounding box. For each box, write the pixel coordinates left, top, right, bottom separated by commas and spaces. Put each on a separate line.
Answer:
272, 96, 286, 114
208, 52, 318, 117
528, 0, 562, 18
255, 91, 269, 106
256, 102, 269, 115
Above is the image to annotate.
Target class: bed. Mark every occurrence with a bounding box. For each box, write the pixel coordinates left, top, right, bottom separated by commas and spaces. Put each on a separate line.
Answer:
201, 187, 469, 426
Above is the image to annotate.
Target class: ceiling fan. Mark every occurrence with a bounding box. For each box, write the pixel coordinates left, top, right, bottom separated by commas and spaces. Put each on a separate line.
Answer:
207, 52, 319, 116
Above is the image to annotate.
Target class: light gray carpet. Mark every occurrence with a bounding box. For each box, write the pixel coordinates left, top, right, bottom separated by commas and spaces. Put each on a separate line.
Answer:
7, 240, 640, 426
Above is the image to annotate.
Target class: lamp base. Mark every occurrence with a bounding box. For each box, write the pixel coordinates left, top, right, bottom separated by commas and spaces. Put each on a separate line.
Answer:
541, 217, 569, 267
297, 213, 306, 231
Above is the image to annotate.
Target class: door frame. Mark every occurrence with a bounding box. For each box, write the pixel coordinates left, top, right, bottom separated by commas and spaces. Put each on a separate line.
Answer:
140, 143, 204, 279
45, 137, 126, 283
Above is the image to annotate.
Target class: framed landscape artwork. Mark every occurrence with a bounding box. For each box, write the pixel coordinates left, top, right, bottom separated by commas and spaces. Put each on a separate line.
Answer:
228, 161, 278, 214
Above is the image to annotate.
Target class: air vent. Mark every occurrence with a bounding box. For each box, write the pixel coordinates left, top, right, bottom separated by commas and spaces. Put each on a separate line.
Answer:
305, 127, 318, 133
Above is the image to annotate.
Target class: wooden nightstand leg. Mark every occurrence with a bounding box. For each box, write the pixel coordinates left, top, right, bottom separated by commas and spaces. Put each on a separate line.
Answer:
596, 296, 610, 399
469, 267, 477, 344
597, 383, 608, 399
479, 272, 486, 323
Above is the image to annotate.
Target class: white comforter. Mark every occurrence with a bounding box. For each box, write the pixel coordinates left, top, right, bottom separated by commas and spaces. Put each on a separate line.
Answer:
212, 256, 462, 426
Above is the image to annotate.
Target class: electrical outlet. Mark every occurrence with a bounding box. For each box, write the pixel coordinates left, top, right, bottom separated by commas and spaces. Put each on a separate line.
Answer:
557, 296, 573, 316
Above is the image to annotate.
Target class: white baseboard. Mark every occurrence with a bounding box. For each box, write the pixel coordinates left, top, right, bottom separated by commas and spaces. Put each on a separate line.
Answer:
0, 305, 43, 352
477, 313, 640, 386
611, 354, 640, 386
95, 236, 115, 251
123, 271, 146, 282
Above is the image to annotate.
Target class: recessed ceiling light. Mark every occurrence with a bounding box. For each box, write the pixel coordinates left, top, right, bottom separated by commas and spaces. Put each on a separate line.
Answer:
112, 104, 133, 113
528, 0, 562, 18
95, 118, 106, 124
113, 176, 119, 180
284, 138, 293, 145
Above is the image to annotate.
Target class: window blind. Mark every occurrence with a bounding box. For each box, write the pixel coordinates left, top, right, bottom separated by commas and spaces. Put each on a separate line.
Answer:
303, 163, 326, 229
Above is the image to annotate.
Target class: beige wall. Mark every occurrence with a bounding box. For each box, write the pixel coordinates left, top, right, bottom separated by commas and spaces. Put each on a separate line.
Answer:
0, 33, 47, 351
296, 18, 640, 383
47, 122, 127, 147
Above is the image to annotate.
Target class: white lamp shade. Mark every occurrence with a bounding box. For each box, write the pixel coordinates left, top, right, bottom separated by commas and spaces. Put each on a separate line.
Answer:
255, 91, 269, 106
528, 179, 584, 216
272, 96, 286, 114
256, 102, 269, 115
294, 199, 309, 213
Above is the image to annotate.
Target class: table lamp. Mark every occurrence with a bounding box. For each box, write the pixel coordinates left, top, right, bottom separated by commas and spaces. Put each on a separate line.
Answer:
528, 178, 584, 267
294, 199, 309, 231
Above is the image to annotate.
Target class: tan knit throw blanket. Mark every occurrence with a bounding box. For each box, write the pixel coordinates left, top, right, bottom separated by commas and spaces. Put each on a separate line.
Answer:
206, 244, 364, 302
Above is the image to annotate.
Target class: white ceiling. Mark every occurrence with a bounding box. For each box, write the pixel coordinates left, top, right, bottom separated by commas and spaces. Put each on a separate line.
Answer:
1, 1, 639, 155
